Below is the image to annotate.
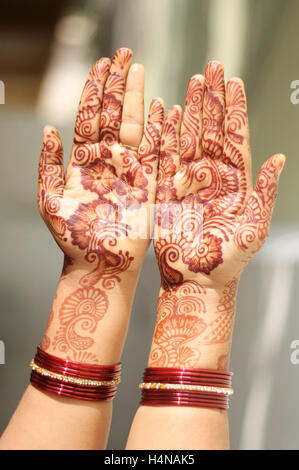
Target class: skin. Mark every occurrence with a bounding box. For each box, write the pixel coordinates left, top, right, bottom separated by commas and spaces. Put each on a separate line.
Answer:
0, 47, 164, 450
126, 61, 285, 450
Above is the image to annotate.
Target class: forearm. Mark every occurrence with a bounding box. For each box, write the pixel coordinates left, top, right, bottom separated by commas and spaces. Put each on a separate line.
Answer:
42, 263, 139, 364
126, 407, 229, 450
126, 280, 237, 450
0, 266, 139, 449
0, 386, 112, 450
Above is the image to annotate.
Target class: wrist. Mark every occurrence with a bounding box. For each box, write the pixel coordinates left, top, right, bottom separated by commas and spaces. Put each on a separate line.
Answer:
148, 278, 239, 370
41, 259, 140, 364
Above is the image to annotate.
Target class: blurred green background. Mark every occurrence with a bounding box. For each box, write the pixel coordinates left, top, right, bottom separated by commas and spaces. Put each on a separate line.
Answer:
0, 0, 299, 450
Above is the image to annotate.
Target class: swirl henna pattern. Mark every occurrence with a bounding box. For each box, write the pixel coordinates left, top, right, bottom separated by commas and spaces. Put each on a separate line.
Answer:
38, 49, 164, 362
150, 61, 285, 369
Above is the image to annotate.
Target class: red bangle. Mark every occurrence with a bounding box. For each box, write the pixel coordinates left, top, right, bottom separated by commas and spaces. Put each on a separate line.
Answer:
30, 347, 121, 401
140, 367, 233, 410
143, 367, 232, 384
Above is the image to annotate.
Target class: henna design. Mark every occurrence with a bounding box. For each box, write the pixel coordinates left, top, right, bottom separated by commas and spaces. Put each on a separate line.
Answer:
234, 154, 282, 252
74, 58, 110, 144
67, 351, 100, 363
41, 308, 55, 351
139, 98, 163, 170
202, 278, 238, 343
53, 287, 108, 353
112, 48, 132, 68
217, 353, 229, 370
79, 250, 133, 290
38, 130, 64, 218
225, 80, 246, 145
183, 232, 223, 274
80, 159, 117, 196
99, 48, 132, 145
150, 279, 237, 368
39, 51, 164, 362
152, 63, 283, 368
150, 282, 206, 367
180, 76, 204, 162
100, 84, 123, 144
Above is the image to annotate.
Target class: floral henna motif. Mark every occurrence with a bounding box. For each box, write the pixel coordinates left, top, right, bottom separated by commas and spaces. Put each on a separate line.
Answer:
183, 232, 223, 274
155, 231, 224, 288
80, 159, 117, 196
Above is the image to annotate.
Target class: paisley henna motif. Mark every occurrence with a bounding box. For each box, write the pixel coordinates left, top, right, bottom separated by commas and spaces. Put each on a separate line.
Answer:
53, 287, 108, 353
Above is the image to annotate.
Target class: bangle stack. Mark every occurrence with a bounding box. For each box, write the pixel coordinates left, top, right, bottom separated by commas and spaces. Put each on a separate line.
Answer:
139, 367, 233, 410
30, 347, 121, 401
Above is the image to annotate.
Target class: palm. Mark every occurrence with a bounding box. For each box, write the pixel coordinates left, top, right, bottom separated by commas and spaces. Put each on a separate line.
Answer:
155, 62, 284, 289
38, 49, 163, 277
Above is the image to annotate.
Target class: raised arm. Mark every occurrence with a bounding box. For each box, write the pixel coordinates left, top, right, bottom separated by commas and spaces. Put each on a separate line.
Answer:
126, 61, 285, 450
0, 47, 164, 450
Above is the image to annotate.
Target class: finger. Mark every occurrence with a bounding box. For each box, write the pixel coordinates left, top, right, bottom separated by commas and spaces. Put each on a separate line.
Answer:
160, 105, 182, 175
202, 61, 225, 160
139, 97, 164, 181
120, 63, 145, 148
109, 98, 164, 186
254, 153, 285, 211
156, 105, 182, 204
100, 47, 133, 145
224, 78, 252, 192
236, 154, 285, 250
73, 57, 111, 144
38, 125, 64, 218
180, 74, 204, 163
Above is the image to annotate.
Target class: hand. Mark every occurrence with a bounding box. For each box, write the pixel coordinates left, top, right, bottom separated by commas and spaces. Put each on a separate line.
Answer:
150, 61, 285, 369
38, 48, 164, 362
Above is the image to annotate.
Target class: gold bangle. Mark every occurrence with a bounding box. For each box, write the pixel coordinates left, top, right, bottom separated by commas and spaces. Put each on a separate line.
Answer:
119, 142, 139, 152
139, 382, 234, 396
30, 360, 121, 387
